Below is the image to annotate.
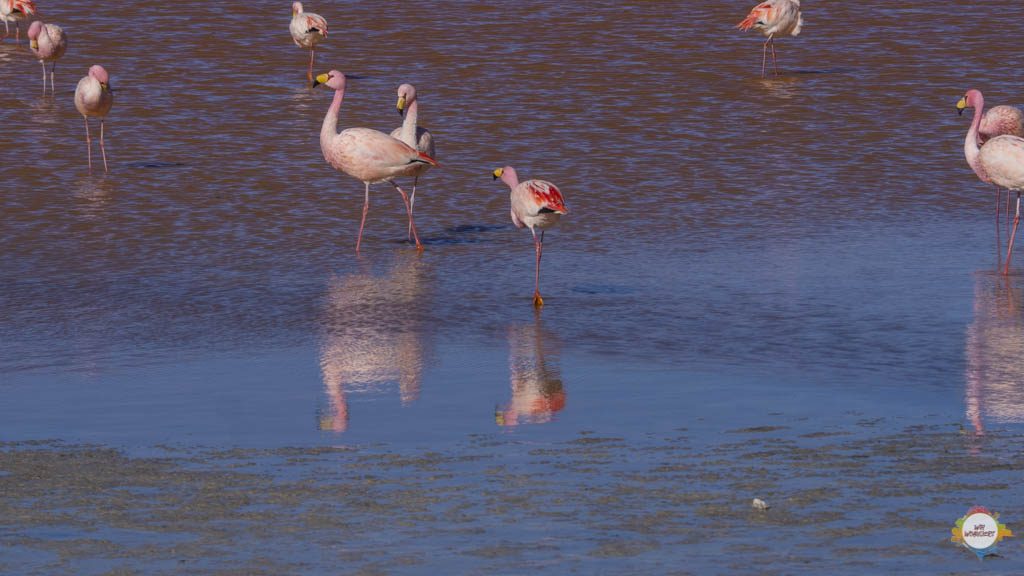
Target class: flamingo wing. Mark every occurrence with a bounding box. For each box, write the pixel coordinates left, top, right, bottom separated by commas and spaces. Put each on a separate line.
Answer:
306, 13, 327, 36
525, 180, 568, 215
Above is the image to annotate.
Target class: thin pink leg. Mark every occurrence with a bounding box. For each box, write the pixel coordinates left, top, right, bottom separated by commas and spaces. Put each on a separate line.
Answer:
356, 182, 370, 253
99, 119, 109, 173
532, 229, 545, 307
1007, 191, 1012, 242
308, 48, 314, 84
1005, 192, 1021, 276
40, 61, 46, 94
760, 37, 769, 79
391, 181, 422, 251
407, 175, 419, 241
769, 35, 779, 76
50, 62, 56, 93
83, 116, 93, 173
996, 187, 1003, 270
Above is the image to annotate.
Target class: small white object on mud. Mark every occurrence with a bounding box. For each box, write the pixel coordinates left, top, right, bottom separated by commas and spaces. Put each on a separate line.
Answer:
752, 498, 770, 511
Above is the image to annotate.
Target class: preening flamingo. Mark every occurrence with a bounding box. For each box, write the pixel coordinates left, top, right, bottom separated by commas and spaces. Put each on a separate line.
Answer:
959, 90, 1024, 275
492, 166, 568, 307
736, 0, 803, 78
0, 0, 36, 44
290, 2, 327, 84
390, 83, 435, 241
74, 65, 113, 173
314, 70, 438, 253
958, 89, 1024, 268
27, 20, 66, 95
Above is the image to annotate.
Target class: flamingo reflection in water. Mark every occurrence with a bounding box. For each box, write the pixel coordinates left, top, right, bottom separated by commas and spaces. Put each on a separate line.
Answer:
496, 313, 565, 427
965, 275, 1024, 438
318, 254, 429, 432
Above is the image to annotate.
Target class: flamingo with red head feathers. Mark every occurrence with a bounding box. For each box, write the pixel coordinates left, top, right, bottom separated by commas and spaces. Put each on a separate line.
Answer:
736, 0, 803, 78
0, 0, 36, 44
314, 70, 439, 253
493, 166, 568, 307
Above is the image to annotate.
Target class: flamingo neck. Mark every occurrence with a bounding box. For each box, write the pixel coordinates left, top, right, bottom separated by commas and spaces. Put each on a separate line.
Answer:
965, 99, 987, 182
321, 86, 345, 143
399, 99, 419, 147
501, 167, 520, 189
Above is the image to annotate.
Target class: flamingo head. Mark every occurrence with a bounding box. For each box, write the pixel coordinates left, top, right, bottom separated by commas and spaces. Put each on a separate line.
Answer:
89, 65, 111, 92
957, 89, 983, 116
492, 166, 519, 188
396, 83, 416, 116
27, 20, 41, 49
292, 2, 303, 16
313, 70, 346, 91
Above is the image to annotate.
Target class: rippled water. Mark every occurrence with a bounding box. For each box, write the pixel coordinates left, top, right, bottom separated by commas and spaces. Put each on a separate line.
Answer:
3, 0, 1024, 571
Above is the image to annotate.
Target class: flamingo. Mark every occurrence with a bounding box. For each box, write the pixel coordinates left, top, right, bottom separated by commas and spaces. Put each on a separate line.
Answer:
74, 65, 113, 173
958, 89, 1024, 268
27, 20, 66, 95
0, 0, 36, 44
959, 89, 1024, 275
290, 2, 327, 85
313, 70, 438, 253
492, 166, 568, 307
736, 0, 803, 78
390, 83, 435, 241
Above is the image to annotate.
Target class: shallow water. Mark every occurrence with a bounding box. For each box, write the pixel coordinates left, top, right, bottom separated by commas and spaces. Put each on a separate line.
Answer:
3, 0, 1024, 572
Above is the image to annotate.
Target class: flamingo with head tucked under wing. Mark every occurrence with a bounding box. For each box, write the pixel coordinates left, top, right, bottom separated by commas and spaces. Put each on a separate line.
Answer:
27, 20, 66, 95
959, 89, 1024, 275
314, 70, 438, 253
0, 0, 36, 44
290, 2, 327, 85
736, 0, 803, 78
74, 65, 113, 174
492, 166, 568, 307
390, 83, 435, 241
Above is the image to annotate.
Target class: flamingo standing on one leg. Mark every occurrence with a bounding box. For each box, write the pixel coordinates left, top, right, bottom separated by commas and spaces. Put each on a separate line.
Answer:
960, 90, 1024, 275
736, 0, 803, 78
958, 89, 1024, 269
492, 166, 568, 307
0, 0, 36, 44
27, 20, 66, 95
313, 71, 439, 253
290, 2, 327, 85
390, 83, 435, 241
74, 65, 113, 173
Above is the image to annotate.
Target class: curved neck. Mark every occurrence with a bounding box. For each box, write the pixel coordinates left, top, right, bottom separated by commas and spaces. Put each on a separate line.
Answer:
965, 100, 987, 181
501, 167, 520, 189
321, 86, 345, 143
399, 99, 419, 146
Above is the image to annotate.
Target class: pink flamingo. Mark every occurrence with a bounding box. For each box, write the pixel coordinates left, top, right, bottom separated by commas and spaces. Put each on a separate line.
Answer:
960, 90, 1024, 275
314, 71, 438, 253
736, 0, 803, 78
958, 89, 1024, 269
390, 83, 435, 241
290, 2, 327, 85
0, 0, 36, 44
492, 166, 568, 307
74, 65, 113, 173
27, 20, 66, 95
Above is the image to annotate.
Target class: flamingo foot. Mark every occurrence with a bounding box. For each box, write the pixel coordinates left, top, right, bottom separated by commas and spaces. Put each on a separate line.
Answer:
533, 291, 544, 308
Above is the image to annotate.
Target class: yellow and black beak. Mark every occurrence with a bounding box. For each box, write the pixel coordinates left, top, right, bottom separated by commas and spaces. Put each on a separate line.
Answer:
956, 96, 967, 116
30, 39, 37, 50
492, 167, 504, 180
313, 72, 330, 88
396, 96, 406, 116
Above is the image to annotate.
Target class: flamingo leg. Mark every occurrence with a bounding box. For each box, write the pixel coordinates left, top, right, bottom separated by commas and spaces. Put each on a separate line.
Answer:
99, 118, 109, 173
307, 47, 315, 84
83, 116, 93, 173
769, 35, 779, 76
407, 174, 418, 241
760, 36, 770, 79
356, 182, 370, 254
532, 228, 544, 308
50, 62, 55, 94
2, 18, 8, 40
390, 180, 422, 251
996, 187, 1003, 271
40, 61, 46, 94
1005, 191, 1021, 276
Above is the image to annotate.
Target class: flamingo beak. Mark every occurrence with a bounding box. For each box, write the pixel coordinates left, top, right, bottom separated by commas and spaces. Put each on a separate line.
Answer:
30, 39, 37, 50
492, 168, 504, 180
100, 82, 110, 93
956, 97, 967, 116
396, 96, 406, 116
313, 73, 329, 88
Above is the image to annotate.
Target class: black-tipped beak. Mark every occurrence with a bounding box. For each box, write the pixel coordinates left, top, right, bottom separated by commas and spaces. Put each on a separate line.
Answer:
958, 108, 964, 116
397, 107, 404, 116
312, 79, 322, 89
492, 174, 499, 180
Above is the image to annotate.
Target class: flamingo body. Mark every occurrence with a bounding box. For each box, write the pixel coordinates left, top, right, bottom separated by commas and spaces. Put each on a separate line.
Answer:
494, 166, 568, 307
390, 83, 435, 240
74, 65, 114, 173
290, 2, 327, 83
736, 0, 802, 77
979, 105, 1024, 145
28, 21, 67, 94
0, 0, 36, 43
315, 70, 438, 252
